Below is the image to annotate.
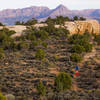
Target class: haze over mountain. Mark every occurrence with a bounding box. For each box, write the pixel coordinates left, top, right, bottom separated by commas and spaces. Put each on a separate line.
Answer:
0, 4, 100, 25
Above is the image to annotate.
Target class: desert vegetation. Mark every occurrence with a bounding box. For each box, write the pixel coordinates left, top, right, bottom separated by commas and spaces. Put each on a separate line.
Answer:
0, 16, 100, 100
15, 18, 37, 26
54, 72, 72, 92
45, 16, 86, 25
15, 16, 86, 26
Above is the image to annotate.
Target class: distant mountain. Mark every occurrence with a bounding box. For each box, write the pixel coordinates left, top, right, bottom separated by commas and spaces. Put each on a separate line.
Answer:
49, 5, 72, 17
0, 4, 100, 25
0, 6, 50, 25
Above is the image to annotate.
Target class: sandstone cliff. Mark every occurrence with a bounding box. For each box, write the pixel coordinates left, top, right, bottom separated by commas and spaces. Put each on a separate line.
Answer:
64, 20, 100, 34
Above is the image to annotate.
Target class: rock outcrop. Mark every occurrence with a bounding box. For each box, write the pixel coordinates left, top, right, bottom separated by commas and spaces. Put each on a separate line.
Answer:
0, 20, 99, 38
64, 20, 100, 34
0, 25, 26, 38
64, 22, 79, 34
34, 20, 100, 35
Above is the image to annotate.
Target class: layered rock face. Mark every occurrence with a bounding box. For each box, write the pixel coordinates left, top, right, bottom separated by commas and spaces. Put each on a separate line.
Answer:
64, 20, 100, 34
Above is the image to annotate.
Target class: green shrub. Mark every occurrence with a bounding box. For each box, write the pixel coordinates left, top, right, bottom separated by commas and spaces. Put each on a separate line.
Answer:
35, 49, 46, 60
54, 72, 72, 92
24, 18, 37, 25
33, 41, 39, 47
41, 31, 49, 40
69, 33, 90, 45
2, 39, 10, 49
55, 28, 69, 38
7, 30, 16, 36
78, 38, 89, 46
2, 37, 14, 50
10, 41, 18, 51
26, 33, 36, 41
46, 17, 55, 25
0, 48, 5, 59
0, 28, 15, 36
30, 40, 39, 49
84, 43, 93, 52
73, 16, 86, 21
37, 81, 46, 96
83, 30, 91, 39
71, 44, 85, 54
15, 21, 22, 25
73, 16, 79, 21
15, 21, 24, 25
0, 28, 16, 50
42, 42, 48, 48
35, 30, 49, 40
79, 17, 86, 21
68, 34, 83, 44
55, 16, 65, 25
0, 32, 7, 43
25, 28, 49, 41
69, 33, 93, 54
0, 92, 7, 100
45, 16, 71, 25
17, 41, 29, 50
40, 23, 56, 35
0, 22, 4, 26
94, 34, 100, 45
70, 53, 82, 62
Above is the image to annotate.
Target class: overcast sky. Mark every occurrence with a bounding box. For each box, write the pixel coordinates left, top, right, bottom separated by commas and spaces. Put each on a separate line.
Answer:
0, 0, 100, 10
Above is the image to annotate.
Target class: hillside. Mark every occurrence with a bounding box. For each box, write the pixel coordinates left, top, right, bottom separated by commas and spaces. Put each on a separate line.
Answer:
0, 19, 100, 100
0, 4, 100, 25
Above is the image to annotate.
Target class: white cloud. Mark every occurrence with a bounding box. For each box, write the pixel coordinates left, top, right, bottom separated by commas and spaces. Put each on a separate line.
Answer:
0, 0, 100, 10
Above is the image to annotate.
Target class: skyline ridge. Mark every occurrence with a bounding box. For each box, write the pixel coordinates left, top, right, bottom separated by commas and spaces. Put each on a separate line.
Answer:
0, 4, 100, 12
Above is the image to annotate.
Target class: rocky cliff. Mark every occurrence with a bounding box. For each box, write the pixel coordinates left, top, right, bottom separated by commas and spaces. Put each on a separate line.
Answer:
64, 20, 100, 34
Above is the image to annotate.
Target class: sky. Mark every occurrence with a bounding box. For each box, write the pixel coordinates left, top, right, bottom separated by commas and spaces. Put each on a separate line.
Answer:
0, 0, 100, 10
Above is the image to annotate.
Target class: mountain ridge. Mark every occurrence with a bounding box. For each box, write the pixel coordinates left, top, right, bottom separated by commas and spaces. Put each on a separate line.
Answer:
0, 4, 100, 25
